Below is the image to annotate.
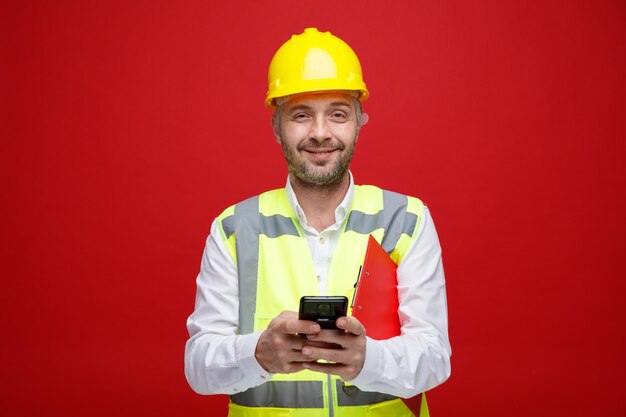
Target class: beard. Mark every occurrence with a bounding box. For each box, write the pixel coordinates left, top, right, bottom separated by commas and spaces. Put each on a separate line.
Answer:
280, 138, 355, 187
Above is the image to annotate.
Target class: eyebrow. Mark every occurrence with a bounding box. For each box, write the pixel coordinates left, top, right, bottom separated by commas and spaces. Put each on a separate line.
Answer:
287, 101, 352, 115
329, 101, 352, 109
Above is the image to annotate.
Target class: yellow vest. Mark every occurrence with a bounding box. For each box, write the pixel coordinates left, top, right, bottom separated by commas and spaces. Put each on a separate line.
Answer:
217, 185, 429, 417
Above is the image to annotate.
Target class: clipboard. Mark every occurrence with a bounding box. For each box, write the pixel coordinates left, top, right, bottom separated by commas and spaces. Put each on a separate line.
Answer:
351, 235, 428, 416
351, 234, 400, 340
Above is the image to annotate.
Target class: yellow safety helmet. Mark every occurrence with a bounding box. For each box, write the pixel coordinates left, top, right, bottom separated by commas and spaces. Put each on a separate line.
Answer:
265, 28, 369, 109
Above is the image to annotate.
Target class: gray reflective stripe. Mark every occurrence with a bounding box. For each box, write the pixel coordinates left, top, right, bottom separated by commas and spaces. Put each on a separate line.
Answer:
345, 211, 384, 234
260, 214, 299, 238
231, 380, 401, 409
345, 190, 417, 254
336, 381, 398, 406
234, 196, 260, 335
221, 215, 234, 238
328, 375, 334, 417
233, 205, 299, 334
231, 381, 324, 408
381, 190, 412, 253
226, 214, 298, 240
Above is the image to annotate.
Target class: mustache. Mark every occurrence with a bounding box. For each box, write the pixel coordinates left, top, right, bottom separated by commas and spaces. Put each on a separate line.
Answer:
298, 141, 345, 151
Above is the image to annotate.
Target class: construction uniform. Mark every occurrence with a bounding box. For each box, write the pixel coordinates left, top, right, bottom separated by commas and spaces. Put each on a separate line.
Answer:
185, 176, 451, 416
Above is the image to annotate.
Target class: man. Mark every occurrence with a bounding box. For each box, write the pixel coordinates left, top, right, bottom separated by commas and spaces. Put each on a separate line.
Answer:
185, 28, 451, 416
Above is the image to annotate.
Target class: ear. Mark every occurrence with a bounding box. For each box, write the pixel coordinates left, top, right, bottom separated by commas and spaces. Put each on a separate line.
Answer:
355, 112, 369, 143
361, 112, 369, 127
271, 115, 281, 144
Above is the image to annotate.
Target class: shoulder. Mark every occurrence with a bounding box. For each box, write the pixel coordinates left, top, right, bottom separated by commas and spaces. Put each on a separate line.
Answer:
356, 184, 425, 216
212, 188, 285, 260
215, 188, 287, 228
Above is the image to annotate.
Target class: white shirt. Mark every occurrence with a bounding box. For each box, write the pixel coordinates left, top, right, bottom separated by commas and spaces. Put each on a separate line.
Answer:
285, 173, 355, 295
185, 175, 451, 398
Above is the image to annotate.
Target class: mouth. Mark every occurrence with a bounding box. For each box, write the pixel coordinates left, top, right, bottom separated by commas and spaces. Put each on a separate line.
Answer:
304, 148, 338, 154
302, 148, 339, 160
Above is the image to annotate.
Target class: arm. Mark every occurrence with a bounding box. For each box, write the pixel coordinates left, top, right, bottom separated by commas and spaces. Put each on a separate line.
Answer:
298, 208, 451, 397
185, 220, 346, 394
353, 207, 451, 397
184, 220, 270, 395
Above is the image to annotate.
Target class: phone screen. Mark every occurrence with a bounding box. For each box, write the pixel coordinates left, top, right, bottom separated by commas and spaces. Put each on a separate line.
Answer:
298, 296, 348, 329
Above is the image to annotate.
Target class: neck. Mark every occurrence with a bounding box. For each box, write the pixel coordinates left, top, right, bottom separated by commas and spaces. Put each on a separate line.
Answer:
290, 173, 350, 232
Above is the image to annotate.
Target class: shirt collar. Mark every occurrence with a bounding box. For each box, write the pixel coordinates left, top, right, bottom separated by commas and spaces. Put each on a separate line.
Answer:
285, 172, 355, 230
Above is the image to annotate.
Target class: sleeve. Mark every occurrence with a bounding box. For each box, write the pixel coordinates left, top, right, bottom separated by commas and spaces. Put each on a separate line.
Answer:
349, 207, 452, 398
184, 219, 272, 395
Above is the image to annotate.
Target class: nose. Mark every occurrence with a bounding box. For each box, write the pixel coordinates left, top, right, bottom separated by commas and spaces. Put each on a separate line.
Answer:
309, 115, 331, 142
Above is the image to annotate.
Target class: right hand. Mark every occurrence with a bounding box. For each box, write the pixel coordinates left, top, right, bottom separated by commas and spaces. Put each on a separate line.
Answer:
255, 311, 334, 374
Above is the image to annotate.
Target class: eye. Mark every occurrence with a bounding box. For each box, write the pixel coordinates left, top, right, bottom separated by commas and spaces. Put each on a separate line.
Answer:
330, 111, 348, 121
293, 113, 310, 121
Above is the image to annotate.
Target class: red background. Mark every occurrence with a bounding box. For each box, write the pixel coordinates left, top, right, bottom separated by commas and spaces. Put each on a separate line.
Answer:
2, 1, 625, 416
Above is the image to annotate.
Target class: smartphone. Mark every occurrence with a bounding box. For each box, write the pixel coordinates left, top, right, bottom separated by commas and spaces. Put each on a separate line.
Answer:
298, 296, 348, 329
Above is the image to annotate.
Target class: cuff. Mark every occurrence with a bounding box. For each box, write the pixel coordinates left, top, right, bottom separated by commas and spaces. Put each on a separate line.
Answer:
346, 337, 382, 387
236, 331, 272, 384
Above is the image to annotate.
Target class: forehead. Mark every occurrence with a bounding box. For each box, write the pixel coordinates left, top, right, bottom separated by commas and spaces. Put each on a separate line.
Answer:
282, 92, 356, 112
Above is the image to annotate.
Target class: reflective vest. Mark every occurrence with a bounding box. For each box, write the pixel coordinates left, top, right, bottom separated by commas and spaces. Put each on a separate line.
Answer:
217, 185, 430, 417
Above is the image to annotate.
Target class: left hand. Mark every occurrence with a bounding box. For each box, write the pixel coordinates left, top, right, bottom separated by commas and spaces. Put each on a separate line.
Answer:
300, 316, 366, 380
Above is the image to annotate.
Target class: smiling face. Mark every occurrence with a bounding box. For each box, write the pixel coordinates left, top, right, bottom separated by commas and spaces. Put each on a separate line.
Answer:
274, 92, 359, 187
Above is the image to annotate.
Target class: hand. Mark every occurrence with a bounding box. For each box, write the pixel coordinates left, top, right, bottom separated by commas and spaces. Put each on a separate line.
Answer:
255, 311, 334, 374
300, 316, 366, 380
